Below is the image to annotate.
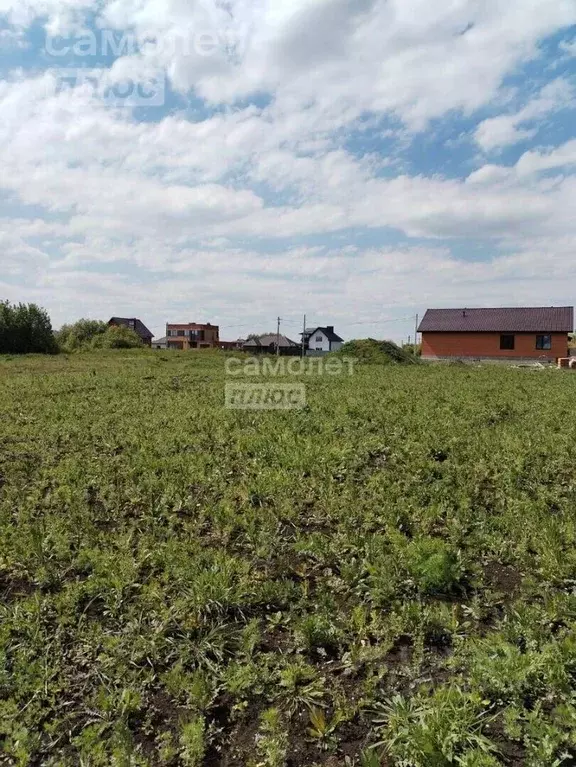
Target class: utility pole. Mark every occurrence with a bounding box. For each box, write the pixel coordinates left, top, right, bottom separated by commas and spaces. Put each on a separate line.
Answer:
414, 313, 419, 347
301, 314, 306, 359
276, 316, 281, 357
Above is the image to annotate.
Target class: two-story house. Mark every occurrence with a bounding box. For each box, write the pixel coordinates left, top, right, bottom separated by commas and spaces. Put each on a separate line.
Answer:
305, 326, 344, 354
165, 323, 219, 350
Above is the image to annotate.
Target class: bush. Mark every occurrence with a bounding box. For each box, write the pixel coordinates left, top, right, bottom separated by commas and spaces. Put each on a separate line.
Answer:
402, 342, 422, 357
91, 325, 143, 349
0, 301, 58, 354
56, 319, 107, 351
56, 320, 143, 351
336, 338, 419, 365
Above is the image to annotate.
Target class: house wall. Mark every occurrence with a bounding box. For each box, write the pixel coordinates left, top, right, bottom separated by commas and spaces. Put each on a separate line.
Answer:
309, 331, 330, 352
218, 341, 243, 350
166, 324, 219, 350
108, 319, 152, 346
421, 332, 569, 360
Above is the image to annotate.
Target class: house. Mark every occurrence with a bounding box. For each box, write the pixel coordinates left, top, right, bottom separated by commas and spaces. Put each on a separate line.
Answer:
418, 307, 574, 362
301, 327, 315, 347
108, 317, 153, 346
305, 326, 344, 354
218, 339, 245, 351
152, 336, 168, 350
242, 334, 300, 355
165, 322, 219, 350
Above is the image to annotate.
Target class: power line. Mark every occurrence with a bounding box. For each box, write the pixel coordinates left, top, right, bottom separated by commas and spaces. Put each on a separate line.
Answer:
347, 314, 416, 326
215, 314, 417, 332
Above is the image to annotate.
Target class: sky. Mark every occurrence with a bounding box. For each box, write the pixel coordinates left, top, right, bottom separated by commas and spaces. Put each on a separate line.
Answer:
0, 0, 575, 343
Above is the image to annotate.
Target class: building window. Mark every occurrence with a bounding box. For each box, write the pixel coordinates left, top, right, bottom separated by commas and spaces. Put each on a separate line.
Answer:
536, 334, 552, 350
500, 334, 515, 350
315, 335, 323, 342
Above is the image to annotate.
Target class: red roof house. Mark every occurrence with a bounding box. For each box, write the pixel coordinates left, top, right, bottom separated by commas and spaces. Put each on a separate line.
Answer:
418, 307, 573, 362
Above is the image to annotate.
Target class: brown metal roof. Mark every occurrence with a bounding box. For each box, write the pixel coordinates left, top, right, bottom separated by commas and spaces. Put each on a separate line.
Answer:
418, 307, 573, 333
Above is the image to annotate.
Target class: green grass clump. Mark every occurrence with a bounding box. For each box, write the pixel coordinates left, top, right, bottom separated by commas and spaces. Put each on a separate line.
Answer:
406, 537, 464, 595
373, 686, 497, 766
336, 338, 419, 364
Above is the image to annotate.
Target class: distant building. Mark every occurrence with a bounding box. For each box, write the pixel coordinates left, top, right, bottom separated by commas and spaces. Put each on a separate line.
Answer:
305, 326, 344, 354
301, 327, 315, 347
218, 339, 245, 350
418, 307, 573, 362
165, 323, 219, 350
108, 317, 153, 346
152, 336, 168, 349
243, 334, 300, 355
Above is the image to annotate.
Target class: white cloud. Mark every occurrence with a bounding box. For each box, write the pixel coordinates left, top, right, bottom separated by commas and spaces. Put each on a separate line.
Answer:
1, 71, 575, 255
474, 78, 575, 151
516, 139, 576, 177
560, 38, 576, 57
151, 0, 576, 130
469, 137, 576, 185
5, 235, 573, 343
3, 0, 575, 130
0, 230, 50, 276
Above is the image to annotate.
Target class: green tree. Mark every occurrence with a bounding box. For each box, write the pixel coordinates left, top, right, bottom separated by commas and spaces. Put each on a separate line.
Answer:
91, 325, 143, 349
0, 301, 58, 354
56, 319, 108, 351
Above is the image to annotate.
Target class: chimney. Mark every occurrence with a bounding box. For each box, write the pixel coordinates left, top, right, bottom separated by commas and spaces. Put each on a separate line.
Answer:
462, 310, 467, 318
327, 326, 334, 333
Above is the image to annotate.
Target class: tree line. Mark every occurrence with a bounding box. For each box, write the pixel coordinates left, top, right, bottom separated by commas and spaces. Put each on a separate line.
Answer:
0, 301, 145, 354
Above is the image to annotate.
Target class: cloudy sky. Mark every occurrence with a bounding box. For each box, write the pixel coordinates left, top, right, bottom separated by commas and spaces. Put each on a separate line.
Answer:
1, 0, 575, 342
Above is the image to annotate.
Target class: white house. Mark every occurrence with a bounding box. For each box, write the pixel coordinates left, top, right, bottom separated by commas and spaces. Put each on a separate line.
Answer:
306, 326, 344, 354
152, 336, 168, 349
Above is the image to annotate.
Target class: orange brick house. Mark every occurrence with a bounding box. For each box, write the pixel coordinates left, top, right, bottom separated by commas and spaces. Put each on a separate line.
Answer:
418, 307, 573, 362
165, 322, 219, 350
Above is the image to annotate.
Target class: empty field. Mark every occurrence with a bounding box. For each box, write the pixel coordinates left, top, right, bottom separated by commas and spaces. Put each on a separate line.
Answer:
2, 351, 576, 766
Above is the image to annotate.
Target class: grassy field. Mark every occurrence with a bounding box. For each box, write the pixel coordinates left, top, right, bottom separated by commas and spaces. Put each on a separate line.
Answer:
2, 351, 576, 766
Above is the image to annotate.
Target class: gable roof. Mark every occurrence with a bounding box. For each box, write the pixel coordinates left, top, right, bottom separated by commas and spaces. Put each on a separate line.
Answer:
309, 326, 344, 343
152, 336, 167, 345
418, 307, 574, 334
109, 317, 153, 340
243, 334, 299, 348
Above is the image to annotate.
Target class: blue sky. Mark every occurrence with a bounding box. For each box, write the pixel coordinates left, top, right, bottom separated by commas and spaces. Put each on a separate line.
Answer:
0, 0, 575, 342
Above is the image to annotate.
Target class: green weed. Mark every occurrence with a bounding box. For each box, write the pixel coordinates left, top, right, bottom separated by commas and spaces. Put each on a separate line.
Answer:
2, 351, 576, 763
